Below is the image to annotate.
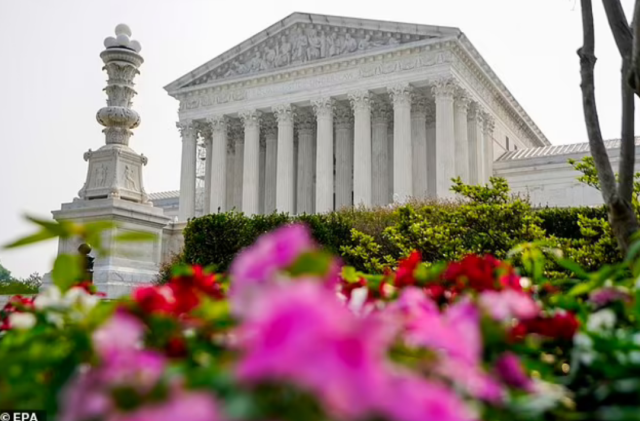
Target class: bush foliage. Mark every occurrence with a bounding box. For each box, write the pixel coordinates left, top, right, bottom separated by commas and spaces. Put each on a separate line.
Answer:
179, 175, 624, 277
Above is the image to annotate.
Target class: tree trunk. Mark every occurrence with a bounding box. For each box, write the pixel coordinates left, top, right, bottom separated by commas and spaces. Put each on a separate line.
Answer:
609, 197, 638, 252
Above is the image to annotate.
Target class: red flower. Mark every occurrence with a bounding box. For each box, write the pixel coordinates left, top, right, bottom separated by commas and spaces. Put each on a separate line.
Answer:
444, 254, 520, 293
0, 295, 35, 331
394, 251, 422, 287
424, 284, 446, 302
341, 277, 367, 300
74, 281, 107, 297
512, 312, 579, 341
166, 336, 188, 358
133, 285, 176, 315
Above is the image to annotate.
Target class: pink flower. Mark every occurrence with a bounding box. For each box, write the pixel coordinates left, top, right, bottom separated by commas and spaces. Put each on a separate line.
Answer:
478, 289, 540, 322
236, 280, 394, 419
495, 352, 533, 392
589, 287, 632, 307
380, 373, 475, 421
107, 391, 225, 421
229, 224, 316, 313
92, 310, 145, 359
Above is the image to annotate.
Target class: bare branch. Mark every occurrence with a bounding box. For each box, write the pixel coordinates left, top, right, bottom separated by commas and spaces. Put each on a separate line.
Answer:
602, 0, 632, 57
579, 0, 618, 202
619, 59, 636, 200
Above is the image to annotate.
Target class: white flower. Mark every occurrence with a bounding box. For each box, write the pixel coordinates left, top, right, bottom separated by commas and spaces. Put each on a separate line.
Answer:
348, 287, 369, 313
587, 309, 616, 333
8, 312, 36, 330
33, 285, 63, 309
573, 333, 596, 365
515, 379, 571, 414
63, 287, 98, 311
45, 313, 64, 328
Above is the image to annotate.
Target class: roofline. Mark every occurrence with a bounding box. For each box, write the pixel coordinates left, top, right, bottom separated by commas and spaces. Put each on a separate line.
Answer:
164, 11, 461, 94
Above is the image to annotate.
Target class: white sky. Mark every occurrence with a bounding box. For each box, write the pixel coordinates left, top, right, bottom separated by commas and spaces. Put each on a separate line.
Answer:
0, 0, 636, 278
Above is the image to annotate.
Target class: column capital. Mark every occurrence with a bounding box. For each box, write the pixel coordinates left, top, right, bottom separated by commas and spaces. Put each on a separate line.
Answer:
261, 113, 278, 138
273, 104, 296, 124
454, 92, 471, 112
388, 83, 413, 106
482, 112, 496, 135
207, 115, 228, 133
295, 108, 315, 133
411, 93, 430, 116
176, 120, 197, 139
239, 110, 262, 129
431, 78, 458, 99
371, 97, 391, 122
334, 102, 353, 128
196, 121, 212, 142
467, 103, 485, 124
312, 97, 335, 118
348, 90, 371, 111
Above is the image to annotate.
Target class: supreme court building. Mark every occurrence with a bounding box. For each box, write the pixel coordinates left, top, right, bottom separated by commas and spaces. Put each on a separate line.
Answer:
158, 12, 552, 221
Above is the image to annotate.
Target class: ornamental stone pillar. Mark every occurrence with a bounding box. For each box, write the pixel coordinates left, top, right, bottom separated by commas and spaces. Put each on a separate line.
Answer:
259, 136, 266, 215
313, 98, 335, 213
334, 102, 353, 210
274, 104, 295, 214
388, 119, 394, 202
389, 84, 413, 203
454, 92, 471, 184
240, 110, 261, 216
207, 115, 227, 213
225, 136, 235, 211
200, 124, 213, 214
467, 104, 485, 185
296, 109, 315, 214
432, 79, 457, 199
425, 104, 436, 198
230, 119, 244, 211
371, 98, 390, 206
262, 114, 278, 214
177, 120, 197, 221
483, 114, 496, 183
348, 90, 372, 207
411, 94, 428, 199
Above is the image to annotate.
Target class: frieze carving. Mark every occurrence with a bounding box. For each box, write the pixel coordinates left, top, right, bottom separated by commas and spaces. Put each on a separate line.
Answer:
185, 23, 429, 86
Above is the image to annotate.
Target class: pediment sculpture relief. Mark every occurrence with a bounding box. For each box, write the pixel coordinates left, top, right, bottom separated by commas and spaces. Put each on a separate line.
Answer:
186, 25, 431, 87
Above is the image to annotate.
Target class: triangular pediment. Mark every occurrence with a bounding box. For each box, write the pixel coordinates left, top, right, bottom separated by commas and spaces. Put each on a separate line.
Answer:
165, 12, 460, 93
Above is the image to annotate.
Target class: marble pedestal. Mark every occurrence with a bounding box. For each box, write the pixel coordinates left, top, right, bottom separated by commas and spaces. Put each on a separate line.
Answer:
51, 197, 170, 297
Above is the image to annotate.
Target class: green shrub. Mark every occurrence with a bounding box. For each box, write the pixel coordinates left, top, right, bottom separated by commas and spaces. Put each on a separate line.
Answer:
536, 206, 608, 239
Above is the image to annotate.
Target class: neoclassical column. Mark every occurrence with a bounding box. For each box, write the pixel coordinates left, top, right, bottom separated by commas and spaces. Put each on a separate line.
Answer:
262, 114, 278, 214
313, 98, 335, 213
334, 102, 353, 210
389, 83, 413, 203
206, 115, 228, 213
467, 104, 485, 185
432, 79, 457, 199
371, 98, 390, 206
229, 119, 244, 211
483, 114, 496, 183
454, 91, 471, 184
348, 90, 372, 207
426, 104, 436, 198
240, 110, 261, 216
387, 119, 394, 202
177, 120, 197, 221
296, 108, 315, 214
259, 137, 266, 215
273, 104, 295, 214
225, 136, 235, 211
201, 124, 213, 214
411, 93, 428, 199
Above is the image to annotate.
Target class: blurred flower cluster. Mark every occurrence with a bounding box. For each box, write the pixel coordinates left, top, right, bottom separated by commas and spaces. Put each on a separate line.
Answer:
1, 223, 639, 421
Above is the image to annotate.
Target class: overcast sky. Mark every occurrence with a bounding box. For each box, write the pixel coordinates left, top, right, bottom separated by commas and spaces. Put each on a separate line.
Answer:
0, 0, 636, 278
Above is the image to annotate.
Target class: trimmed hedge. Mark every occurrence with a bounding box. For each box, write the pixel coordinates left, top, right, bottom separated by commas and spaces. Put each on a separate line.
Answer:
177, 178, 624, 276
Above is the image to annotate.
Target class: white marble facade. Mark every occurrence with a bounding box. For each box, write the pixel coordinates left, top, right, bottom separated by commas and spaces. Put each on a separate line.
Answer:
163, 13, 549, 219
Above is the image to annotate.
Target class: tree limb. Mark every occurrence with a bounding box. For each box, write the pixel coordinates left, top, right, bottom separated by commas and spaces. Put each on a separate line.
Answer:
579, 0, 618, 203
630, 0, 640, 95
602, 0, 632, 57
619, 58, 636, 200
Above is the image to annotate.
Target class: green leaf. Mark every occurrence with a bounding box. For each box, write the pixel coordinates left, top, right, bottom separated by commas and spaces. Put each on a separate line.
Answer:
3, 229, 59, 249
51, 254, 83, 291
568, 280, 596, 297
341, 266, 360, 283
288, 251, 333, 278
113, 231, 157, 243
625, 239, 640, 264
555, 258, 590, 279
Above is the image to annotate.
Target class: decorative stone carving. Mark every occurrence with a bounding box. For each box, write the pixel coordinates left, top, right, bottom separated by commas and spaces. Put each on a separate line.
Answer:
295, 108, 315, 133
333, 102, 353, 128
388, 84, 413, 106
454, 91, 471, 112
431, 78, 457, 99
483, 113, 496, 136
273, 104, 296, 124
312, 98, 334, 118
261, 113, 278, 137
207, 115, 228, 133
468, 103, 485, 125
176, 120, 197, 140
348, 90, 371, 112
371, 97, 391, 122
411, 93, 429, 116
239, 110, 262, 129
185, 24, 430, 86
